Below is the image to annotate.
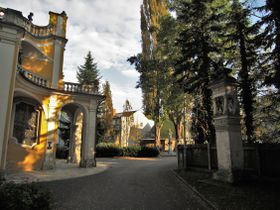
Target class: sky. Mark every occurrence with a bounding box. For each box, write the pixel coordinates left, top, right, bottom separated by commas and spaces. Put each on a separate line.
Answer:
1, 0, 143, 112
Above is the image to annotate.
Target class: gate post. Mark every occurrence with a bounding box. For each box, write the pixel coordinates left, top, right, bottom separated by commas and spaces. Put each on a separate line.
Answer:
209, 75, 244, 183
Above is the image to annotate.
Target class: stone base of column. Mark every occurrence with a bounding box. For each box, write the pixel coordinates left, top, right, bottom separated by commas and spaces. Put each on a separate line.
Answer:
42, 155, 56, 170
213, 169, 243, 183
80, 158, 96, 168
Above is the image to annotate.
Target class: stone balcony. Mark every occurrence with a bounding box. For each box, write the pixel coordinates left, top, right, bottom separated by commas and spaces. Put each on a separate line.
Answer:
0, 7, 54, 37
18, 66, 98, 95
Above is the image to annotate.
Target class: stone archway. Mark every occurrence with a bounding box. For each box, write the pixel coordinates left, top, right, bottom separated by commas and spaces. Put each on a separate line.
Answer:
57, 103, 87, 166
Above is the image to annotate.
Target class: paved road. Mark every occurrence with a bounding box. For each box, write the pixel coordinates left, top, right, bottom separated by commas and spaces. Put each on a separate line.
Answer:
42, 157, 210, 210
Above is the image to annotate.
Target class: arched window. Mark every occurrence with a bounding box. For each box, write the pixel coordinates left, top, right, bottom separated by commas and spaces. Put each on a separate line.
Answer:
13, 101, 40, 147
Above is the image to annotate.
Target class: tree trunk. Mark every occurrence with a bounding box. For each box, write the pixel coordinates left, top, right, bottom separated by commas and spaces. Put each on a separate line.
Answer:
239, 24, 254, 143
155, 124, 161, 148
176, 122, 182, 143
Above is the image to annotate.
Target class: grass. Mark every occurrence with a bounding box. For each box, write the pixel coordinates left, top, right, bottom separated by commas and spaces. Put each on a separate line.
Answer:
176, 169, 280, 210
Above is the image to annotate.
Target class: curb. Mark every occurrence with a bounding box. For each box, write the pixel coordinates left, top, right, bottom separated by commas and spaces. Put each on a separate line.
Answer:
171, 170, 218, 210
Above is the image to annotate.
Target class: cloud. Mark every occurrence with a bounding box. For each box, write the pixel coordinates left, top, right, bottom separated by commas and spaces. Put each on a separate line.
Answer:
1, 0, 143, 112
121, 69, 140, 78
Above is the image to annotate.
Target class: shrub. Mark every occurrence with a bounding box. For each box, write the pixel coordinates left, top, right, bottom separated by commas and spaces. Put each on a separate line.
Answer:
96, 143, 122, 157
122, 146, 141, 157
96, 143, 159, 157
0, 182, 51, 210
138, 146, 160, 157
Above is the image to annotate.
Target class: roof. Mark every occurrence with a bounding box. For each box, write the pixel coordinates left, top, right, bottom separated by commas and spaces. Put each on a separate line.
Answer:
113, 111, 136, 118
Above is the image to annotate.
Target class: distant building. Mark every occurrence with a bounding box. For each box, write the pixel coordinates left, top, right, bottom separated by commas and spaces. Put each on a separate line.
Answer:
112, 110, 154, 147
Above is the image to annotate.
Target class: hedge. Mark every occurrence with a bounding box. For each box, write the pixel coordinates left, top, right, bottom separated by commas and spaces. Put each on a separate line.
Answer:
96, 143, 159, 157
0, 181, 51, 210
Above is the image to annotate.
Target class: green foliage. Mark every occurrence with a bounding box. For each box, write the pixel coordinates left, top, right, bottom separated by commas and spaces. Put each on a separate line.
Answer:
96, 143, 121, 157
132, 0, 280, 144
221, 0, 258, 142
98, 81, 114, 142
255, 0, 280, 91
129, 0, 169, 146
76, 51, 101, 91
95, 143, 159, 157
174, 0, 224, 144
0, 182, 51, 210
161, 118, 176, 138
254, 91, 280, 143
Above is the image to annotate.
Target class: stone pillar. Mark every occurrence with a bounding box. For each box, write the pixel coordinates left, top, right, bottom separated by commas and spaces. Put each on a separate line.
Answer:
209, 76, 244, 183
69, 108, 83, 164
0, 23, 22, 175
43, 96, 57, 169
80, 99, 97, 168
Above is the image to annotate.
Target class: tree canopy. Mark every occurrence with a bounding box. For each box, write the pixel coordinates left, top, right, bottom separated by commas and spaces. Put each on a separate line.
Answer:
77, 51, 101, 92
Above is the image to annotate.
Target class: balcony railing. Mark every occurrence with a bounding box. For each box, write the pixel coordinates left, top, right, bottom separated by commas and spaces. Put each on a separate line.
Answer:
18, 66, 49, 87
0, 8, 54, 37
63, 82, 98, 94
18, 66, 98, 95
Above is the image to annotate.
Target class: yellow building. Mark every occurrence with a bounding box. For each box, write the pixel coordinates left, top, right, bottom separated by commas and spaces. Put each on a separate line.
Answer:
0, 8, 104, 174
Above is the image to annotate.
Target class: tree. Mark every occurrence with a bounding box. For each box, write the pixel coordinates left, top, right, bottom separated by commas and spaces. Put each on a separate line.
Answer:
255, 0, 280, 93
174, 0, 228, 144
222, 0, 258, 143
101, 81, 114, 142
77, 51, 101, 92
130, 0, 169, 147
155, 14, 187, 145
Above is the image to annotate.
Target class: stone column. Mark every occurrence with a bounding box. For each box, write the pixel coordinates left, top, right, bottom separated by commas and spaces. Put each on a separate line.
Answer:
209, 76, 244, 183
80, 99, 97, 168
69, 108, 83, 164
0, 24, 23, 175
43, 96, 57, 169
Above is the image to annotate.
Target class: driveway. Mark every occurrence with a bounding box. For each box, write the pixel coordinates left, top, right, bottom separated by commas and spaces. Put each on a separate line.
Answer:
42, 157, 211, 210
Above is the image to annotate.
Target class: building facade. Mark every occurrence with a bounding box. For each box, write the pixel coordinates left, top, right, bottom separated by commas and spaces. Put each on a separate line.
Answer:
113, 110, 154, 147
0, 8, 103, 173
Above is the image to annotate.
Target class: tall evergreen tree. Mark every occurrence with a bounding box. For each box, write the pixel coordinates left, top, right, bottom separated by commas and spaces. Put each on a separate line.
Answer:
77, 51, 101, 91
222, 0, 258, 142
255, 0, 280, 93
101, 81, 114, 141
174, 0, 227, 144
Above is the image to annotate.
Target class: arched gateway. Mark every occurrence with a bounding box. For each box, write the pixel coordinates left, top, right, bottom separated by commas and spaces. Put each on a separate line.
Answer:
0, 8, 104, 173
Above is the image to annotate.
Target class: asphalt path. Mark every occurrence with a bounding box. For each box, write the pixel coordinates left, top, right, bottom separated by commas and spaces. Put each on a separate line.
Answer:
42, 157, 210, 210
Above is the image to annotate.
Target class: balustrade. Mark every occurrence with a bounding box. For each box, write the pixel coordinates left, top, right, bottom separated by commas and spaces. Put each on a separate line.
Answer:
17, 67, 97, 95
0, 8, 54, 37
63, 82, 97, 94
18, 66, 49, 87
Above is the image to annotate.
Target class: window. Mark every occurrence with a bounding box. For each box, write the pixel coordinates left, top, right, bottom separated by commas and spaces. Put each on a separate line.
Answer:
13, 102, 40, 146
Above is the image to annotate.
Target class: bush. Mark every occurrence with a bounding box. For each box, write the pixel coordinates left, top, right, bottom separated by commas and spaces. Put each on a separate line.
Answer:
122, 146, 141, 157
138, 146, 160, 157
96, 143, 122, 157
96, 143, 159, 157
0, 182, 51, 210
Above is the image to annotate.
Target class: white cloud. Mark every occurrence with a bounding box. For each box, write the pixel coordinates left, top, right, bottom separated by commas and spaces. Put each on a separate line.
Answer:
1, 0, 143, 112
121, 69, 140, 78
